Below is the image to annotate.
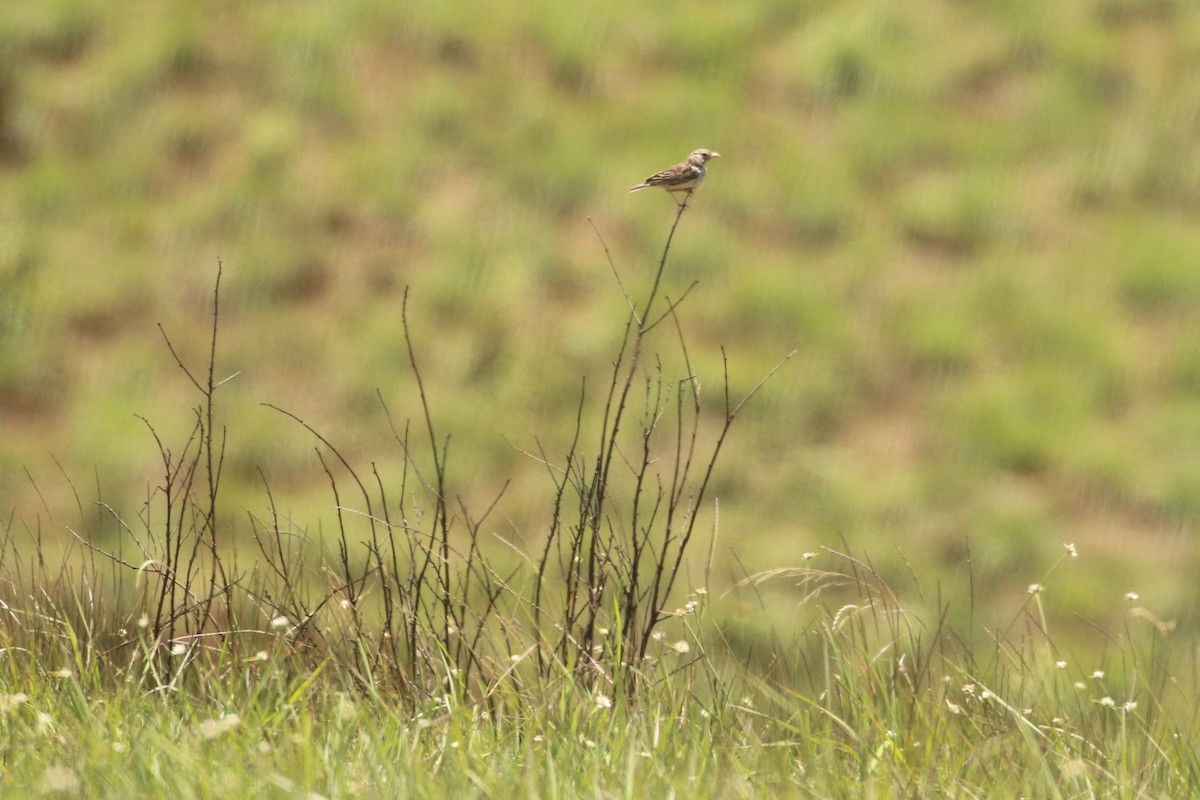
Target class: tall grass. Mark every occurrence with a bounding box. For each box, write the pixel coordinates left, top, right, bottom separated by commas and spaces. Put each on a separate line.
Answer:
8, 197, 789, 700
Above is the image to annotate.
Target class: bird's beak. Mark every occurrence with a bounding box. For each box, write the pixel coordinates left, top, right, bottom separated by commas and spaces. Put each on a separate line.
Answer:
710, 152, 720, 159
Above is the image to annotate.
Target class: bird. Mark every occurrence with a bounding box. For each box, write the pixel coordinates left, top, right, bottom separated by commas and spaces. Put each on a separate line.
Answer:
629, 149, 720, 205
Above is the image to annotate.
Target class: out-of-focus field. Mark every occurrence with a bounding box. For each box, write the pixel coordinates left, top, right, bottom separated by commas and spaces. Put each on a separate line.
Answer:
2, 0, 1199, 643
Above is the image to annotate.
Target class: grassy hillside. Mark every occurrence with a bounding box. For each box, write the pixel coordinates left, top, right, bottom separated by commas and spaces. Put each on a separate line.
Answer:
3, 0, 1200, 647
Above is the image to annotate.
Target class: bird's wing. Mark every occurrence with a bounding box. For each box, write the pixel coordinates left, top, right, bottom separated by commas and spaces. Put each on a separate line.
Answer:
642, 161, 702, 187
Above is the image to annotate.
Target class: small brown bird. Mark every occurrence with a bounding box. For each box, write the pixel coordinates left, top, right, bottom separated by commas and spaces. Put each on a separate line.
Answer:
629, 149, 720, 204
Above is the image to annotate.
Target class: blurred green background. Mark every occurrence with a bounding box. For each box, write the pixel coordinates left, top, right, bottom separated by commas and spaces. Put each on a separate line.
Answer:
3, 0, 1199, 641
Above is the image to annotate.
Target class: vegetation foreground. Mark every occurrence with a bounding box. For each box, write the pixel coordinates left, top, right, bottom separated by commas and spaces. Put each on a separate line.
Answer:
2, 211, 1198, 798
1, 615, 1195, 799
1, 541, 1196, 798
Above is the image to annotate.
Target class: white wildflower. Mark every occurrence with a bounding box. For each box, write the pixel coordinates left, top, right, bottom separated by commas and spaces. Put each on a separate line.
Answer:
38, 765, 79, 794
197, 713, 240, 740
269, 774, 296, 792
336, 695, 357, 721
0, 693, 28, 714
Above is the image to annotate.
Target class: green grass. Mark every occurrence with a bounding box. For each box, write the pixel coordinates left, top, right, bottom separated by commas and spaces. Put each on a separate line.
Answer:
5, 0, 1200, 793
1, 543, 1195, 798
